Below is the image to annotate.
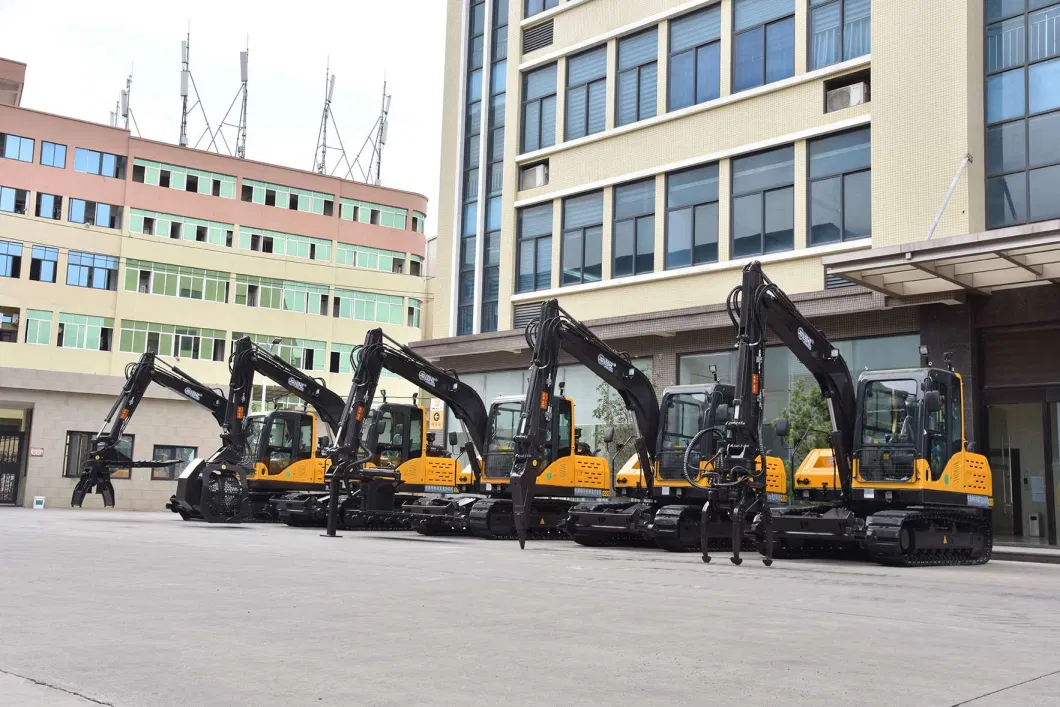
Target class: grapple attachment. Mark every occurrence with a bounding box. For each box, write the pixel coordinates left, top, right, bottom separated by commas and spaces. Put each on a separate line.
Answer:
71, 465, 116, 508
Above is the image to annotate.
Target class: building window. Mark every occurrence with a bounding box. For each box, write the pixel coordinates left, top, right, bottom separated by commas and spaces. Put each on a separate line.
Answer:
68, 199, 122, 229
613, 179, 656, 277
338, 199, 408, 228
1, 133, 34, 162
119, 320, 226, 361
985, 0, 1060, 228
809, 127, 871, 245
733, 0, 795, 92
40, 141, 67, 168
666, 164, 719, 268
130, 209, 232, 247
124, 260, 229, 303
73, 148, 126, 178
35, 192, 62, 220
233, 333, 326, 371
133, 159, 237, 198
239, 179, 333, 215
66, 251, 119, 291
561, 191, 603, 285
525, 0, 557, 18
566, 46, 607, 140
64, 432, 132, 479
25, 309, 52, 345
0, 240, 22, 278
152, 446, 197, 481
29, 246, 58, 283
810, 0, 871, 70
412, 211, 426, 233
669, 5, 722, 111
57, 314, 113, 352
522, 63, 557, 152
617, 29, 659, 127
237, 227, 331, 261
731, 145, 795, 257
517, 202, 553, 292
408, 298, 422, 328
332, 290, 405, 325
0, 186, 28, 215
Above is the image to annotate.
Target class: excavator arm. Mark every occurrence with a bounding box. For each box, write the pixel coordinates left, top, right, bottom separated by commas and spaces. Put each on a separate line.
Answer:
702, 262, 858, 565
730, 262, 857, 500
71, 352, 229, 507
323, 328, 491, 536
511, 299, 660, 548
223, 336, 347, 464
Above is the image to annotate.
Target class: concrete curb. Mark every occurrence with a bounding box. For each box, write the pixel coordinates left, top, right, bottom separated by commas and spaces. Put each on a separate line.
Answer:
993, 547, 1060, 565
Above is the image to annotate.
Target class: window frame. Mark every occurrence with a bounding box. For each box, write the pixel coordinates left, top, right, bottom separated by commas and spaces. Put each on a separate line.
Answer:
612, 178, 657, 278
665, 164, 721, 269
616, 29, 659, 127
525, 0, 558, 19
560, 191, 604, 286
40, 141, 67, 169
1, 133, 34, 163
521, 63, 558, 153
29, 246, 58, 283
808, 0, 872, 71
151, 445, 198, 481
984, 0, 1060, 228
566, 45, 608, 141
807, 127, 872, 246
66, 251, 119, 291
516, 203, 554, 293
668, 6, 722, 112
34, 192, 63, 220
63, 432, 133, 479
730, 144, 796, 258
732, 0, 796, 93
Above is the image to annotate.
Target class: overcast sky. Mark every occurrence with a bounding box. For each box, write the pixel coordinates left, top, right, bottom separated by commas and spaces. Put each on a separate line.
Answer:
1, 0, 447, 232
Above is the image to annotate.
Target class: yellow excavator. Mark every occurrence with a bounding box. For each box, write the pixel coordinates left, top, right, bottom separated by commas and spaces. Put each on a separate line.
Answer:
698, 261, 992, 566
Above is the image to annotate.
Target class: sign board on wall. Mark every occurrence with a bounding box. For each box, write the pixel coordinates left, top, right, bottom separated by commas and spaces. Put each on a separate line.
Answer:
29, 447, 43, 457
429, 399, 445, 431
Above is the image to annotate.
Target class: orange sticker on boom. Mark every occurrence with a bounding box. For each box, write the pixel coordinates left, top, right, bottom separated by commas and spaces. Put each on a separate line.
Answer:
236, 405, 245, 420
355, 406, 365, 421
120, 408, 130, 420
752, 374, 760, 395
540, 392, 549, 410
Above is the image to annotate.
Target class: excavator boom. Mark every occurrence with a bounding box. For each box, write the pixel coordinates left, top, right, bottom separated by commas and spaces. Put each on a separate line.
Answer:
71, 352, 229, 508
510, 299, 659, 548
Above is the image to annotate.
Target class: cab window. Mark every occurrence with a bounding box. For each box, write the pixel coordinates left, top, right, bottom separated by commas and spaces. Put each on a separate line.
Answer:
296, 416, 313, 461
554, 398, 572, 459
408, 409, 424, 458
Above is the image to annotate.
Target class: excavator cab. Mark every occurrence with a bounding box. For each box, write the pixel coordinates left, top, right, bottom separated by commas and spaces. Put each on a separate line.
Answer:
360, 403, 471, 493
852, 368, 992, 505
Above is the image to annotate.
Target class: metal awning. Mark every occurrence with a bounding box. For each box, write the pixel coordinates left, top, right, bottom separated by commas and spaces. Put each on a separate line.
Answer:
822, 220, 1060, 297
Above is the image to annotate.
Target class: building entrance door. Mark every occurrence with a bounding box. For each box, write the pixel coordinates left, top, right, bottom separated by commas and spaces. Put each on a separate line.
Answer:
987, 403, 1054, 545
0, 432, 24, 505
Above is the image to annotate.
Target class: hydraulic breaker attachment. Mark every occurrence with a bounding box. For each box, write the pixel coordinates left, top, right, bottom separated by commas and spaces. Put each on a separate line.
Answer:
510, 458, 541, 549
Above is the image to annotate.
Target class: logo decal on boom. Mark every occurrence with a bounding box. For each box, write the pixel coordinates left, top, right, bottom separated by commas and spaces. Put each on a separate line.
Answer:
287, 377, 307, 393
797, 327, 814, 351
597, 354, 616, 373
418, 370, 439, 388
182, 387, 203, 402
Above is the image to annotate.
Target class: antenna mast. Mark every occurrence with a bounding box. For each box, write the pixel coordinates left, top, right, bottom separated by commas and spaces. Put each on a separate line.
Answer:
210, 41, 250, 158
312, 61, 336, 174
179, 31, 190, 146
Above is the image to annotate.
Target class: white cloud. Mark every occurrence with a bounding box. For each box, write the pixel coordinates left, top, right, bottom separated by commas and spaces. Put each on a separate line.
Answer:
1, 0, 446, 232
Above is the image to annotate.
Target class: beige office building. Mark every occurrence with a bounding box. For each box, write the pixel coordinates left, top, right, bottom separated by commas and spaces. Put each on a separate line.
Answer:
0, 58, 429, 510
414, 0, 1060, 545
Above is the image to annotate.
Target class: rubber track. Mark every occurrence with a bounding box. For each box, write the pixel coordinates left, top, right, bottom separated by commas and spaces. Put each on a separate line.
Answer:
468, 499, 570, 541
866, 508, 993, 567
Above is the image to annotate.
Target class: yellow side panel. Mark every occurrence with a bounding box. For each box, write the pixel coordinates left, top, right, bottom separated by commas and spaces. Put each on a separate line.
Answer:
573, 455, 610, 490
251, 458, 328, 485
765, 456, 787, 498
614, 456, 645, 490
537, 456, 575, 487
794, 449, 841, 491
396, 458, 426, 485
922, 452, 993, 501
424, 458, 460, 487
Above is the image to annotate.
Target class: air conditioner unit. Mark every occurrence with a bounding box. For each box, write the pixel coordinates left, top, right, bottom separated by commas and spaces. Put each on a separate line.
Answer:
826, 82, 869, 113
520, 162, 549, 191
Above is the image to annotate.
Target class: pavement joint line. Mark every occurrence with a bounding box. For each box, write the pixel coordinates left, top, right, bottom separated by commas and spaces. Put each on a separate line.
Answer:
0, 667, 115, 706
948, 668, 1060, 706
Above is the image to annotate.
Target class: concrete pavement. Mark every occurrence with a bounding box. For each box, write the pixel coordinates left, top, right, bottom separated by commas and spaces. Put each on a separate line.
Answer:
1, 509, 1059, 706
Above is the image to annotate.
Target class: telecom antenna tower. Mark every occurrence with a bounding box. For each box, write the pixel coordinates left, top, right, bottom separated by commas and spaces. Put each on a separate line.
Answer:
109, 70, 141, 136
210, 42, 250, 158
311, 66, 392, 185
